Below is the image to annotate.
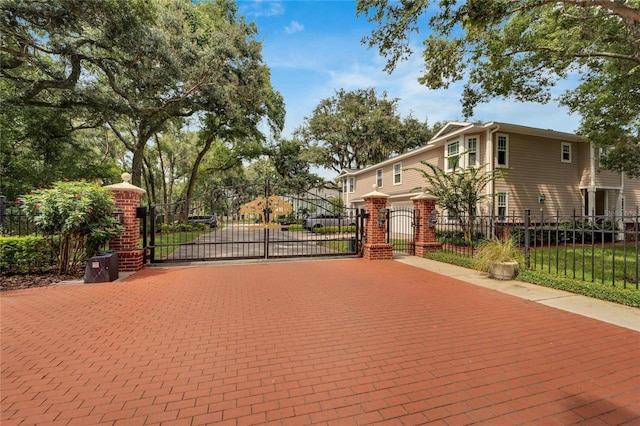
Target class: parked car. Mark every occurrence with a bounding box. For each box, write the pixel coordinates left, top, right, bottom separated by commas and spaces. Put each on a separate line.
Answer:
302, 213, 356, 230
187, 214, 218, 228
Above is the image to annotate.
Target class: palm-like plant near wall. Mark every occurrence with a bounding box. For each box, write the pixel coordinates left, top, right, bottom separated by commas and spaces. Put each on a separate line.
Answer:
407, 156, 507, 243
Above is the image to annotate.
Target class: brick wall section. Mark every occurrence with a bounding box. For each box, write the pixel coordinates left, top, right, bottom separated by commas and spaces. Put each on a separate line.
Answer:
412, 195, 442, 257
107, 180, 146, 272
363, 194, 393, 260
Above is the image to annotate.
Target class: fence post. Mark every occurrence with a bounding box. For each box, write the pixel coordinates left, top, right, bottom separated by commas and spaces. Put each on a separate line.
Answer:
412, 192, 442, 257
105, 173, 147, 272
362, 184, 393, 260
524, 209, 530, 269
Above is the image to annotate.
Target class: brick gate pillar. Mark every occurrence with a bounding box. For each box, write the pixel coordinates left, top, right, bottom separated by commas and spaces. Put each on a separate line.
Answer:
105, 173, 146, 272
363, 184, 393, 260
412, 192, 442, 257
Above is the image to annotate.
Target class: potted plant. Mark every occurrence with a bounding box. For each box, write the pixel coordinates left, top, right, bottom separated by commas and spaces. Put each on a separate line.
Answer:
474, 237, 524, 280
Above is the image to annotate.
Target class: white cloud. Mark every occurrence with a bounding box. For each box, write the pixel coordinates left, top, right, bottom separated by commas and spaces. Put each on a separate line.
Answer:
284, 20, 303, 35
240, 0, 284, 17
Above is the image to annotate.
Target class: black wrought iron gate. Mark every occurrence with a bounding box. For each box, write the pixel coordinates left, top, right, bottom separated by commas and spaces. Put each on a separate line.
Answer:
145, 181, 362, 263
386, 207, 418, 254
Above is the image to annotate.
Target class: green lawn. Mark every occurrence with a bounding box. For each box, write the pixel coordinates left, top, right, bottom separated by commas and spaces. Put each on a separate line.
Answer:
317, 240, 350, 252
425, 250, 640, 307
528, 245, 638, 287
144, 230, 208, 259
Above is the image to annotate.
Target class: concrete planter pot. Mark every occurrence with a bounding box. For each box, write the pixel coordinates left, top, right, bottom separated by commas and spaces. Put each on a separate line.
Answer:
490, 261, 519, 280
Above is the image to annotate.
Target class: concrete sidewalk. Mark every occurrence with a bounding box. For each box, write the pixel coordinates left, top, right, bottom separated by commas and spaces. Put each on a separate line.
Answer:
395, 255, 640, 332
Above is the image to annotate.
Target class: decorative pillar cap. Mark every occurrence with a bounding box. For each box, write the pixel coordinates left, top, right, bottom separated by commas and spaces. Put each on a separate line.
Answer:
411, 190, 437, 201
362, 184, 389, 198
105, 172, 146, 194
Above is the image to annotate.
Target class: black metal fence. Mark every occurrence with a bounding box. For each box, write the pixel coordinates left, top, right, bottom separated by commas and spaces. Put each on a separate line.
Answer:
0, 195, 42, 236
435, 209, 639, 289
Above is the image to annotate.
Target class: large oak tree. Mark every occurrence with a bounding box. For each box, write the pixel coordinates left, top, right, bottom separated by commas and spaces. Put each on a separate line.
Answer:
1, 0, 283, 188
296, 88, 437, 173
357, 0, 640, 177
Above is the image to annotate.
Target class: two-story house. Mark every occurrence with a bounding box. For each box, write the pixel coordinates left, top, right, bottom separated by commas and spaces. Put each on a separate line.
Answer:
339, 121, 639, 220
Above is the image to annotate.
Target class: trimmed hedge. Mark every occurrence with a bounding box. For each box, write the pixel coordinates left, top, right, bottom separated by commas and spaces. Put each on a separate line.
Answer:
157, 223, 208, 233
312, 225, 356, 234
0, 236, 51, 273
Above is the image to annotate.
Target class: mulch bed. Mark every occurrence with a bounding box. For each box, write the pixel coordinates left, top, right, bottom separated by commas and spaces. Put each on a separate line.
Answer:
1, 267, 83, 292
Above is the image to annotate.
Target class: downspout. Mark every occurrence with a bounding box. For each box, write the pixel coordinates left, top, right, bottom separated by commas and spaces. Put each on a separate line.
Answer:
588, 142, 596, 216
487, 124, 500, 218
617, 173, 625, 240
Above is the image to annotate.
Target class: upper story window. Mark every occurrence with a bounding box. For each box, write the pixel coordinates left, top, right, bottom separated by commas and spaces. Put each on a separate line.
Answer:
497, 134, 508, 167
393, 163, 402, 185
348, 177, 355, 193
561, 142, 571, 163
445, 141, 460, 172
376, 168, 383, 188
466, 137, 478, 168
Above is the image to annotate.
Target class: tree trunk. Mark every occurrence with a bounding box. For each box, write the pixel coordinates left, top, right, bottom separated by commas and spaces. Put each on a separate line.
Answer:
131, 141, 145, 188
184, 136, 215, 208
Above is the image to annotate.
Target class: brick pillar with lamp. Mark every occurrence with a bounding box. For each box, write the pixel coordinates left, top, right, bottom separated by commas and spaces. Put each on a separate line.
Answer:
412, 192, 442, 257
362, 184, 393, 260
105, 173, 147, 272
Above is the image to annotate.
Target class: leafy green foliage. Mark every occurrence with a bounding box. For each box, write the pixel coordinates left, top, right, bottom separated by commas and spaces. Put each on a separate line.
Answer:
518, 269, 640, 308
2, 0, 284, 192
267, 138, 324, 190
312, 225, 356, 234
0, 236, 51, 273
18, 180, 123, 274
357, 0, 640, 176
296, 88, 436, 172
407, 158, 506, 241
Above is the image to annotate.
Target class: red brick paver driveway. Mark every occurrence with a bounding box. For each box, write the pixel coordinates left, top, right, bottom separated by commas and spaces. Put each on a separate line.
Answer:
2, 259, 639, 425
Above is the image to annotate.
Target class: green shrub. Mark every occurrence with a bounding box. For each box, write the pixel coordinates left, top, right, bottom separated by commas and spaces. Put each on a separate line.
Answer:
18, 180, 123, 274
313, 225, 356, 234
0, 236, 51, 273
436, 230, 485, 247
158, 223, 207, 233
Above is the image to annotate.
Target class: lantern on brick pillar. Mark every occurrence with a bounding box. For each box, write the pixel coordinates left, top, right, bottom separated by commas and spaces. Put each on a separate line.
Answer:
104, 173, 147, 272
362, 184, 393, 260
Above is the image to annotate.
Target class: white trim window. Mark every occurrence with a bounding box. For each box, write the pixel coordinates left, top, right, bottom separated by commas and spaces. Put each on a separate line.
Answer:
348, 177, 355, 193
497, 134, 508, 167
445, 141, 460, 172
393, 163, 402, 185
561, 142, 571, 163
466, 137, 478, 168
376, 168, 383, 188
496, 192, 508, 220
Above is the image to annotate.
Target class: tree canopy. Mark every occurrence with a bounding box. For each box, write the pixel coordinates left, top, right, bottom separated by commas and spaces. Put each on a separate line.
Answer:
296, 88, 437, 173
357, 0, 640, 177
1, 0, 284, 188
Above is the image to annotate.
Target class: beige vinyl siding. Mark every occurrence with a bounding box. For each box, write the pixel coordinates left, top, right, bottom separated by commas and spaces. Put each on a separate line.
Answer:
594, 168, 622, 188
350, 147, 444, 202
494, 133, 584, 213
622, 177, 640, 212
350, 168, 378, 202
577, 142, 592, 187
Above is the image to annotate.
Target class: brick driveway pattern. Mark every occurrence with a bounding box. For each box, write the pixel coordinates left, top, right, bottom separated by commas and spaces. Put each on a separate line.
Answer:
2, 259, 639, 425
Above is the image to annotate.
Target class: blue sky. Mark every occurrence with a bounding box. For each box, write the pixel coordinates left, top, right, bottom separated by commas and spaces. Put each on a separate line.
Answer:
237, 0, 582, 139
